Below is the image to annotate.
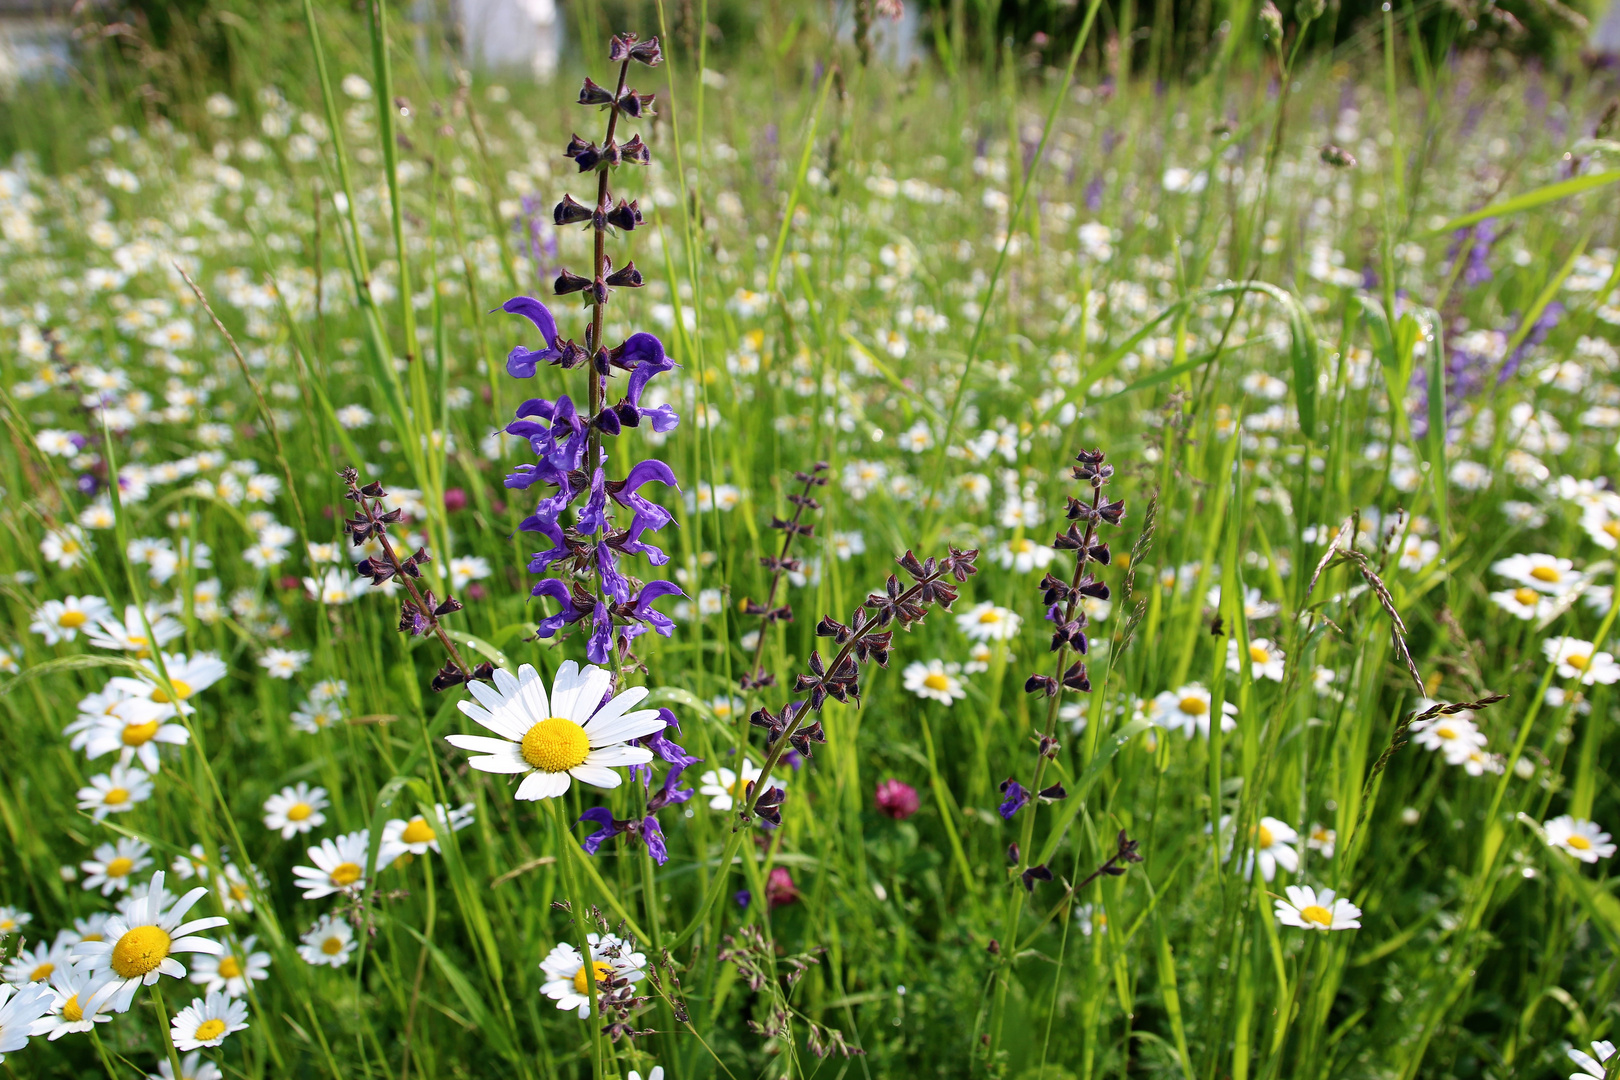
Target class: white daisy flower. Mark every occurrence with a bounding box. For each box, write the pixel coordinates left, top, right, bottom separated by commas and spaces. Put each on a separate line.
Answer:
304, 569, 357, 605
1542, 637, 1620, 685
697, 759, 785, 812
1227, 638, 1286, 682
258, 648, 310, 679
449, 556, 492, 589
170, 844, 212, 882
59, 914, 111, 948
0, 909, 30, 940
0, 983, 55, 1061
538, 933, 647, 1019
1544, 815, 1617, 863
1409, 712, 1488, 764
1074, 903, 1109, 936
1306, 823, 1336, 858
957, 601, 1022, 642
76, 764, 154, 820
33, 963, 120, 1039
902, 659, 968, 704
992, 537, 1054, 574
169, 989, 248, 1050
1147, 684, 1237, 738
291, 830, 374, 900
1247, 817, 1300, 881
627, 1069, 665, 1080
263, 783, 329, 838
444, 662, 664, 801
1273, 885, 1361, 931
106, 653, 228, 718
80, 839, 153, 895
28, 595, 113, 644
1569, 1040, 1617, 1079
297, 915, 354, 967
69, 698, 189, 772
1489, 585, 1556, 621
84, 604, 184, 655
1491, 553, 1583, 595
2, 937, 73, 988
41, 526, 93, 569
214, 863, 265, 916
72, 872, 229, 1013
1581, 501, 1620, 551
189, 935, 270, 998
380, 803, 474, 857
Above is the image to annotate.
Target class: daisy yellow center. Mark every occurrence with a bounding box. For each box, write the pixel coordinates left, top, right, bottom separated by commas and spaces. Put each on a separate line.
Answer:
1512, 587, 1538, 606
151, 680, 193, 704
329, 862, 363, 887
0, 918, 12, 931
59, 610, 89, 628
1568, 834, 1593, 851
61, 994, 84, 1023
520, 717, 592, 773
122, 720, 160, 746
923, 673, 951, 692
1529, 565, 1561, 583
1256, 824, 1275, 848
1434, 725, 1457, 741
127, 635, 147, 648
1249, 644, 1270, 664
62, 540, 80, 554
29, 961, 54, 981
103, 787, 130, 806
1178, 696, 1208, 716
106, 857, 135, 878
401, 818, 436, 845
287, 802, 313, 821
572, 960, 613, 995
322, 935, 346, 955
1567, 653, 1590, 670
230, 882, 248, 901
978, 609, 1002, 623
1299, 904, 1333, 926
80, 932, 104, 942
217, 955, 242, 979
1604, 521, 1620, 539
193, 1018, 228, 1041
110, 924, 172, 978
1013, 539, 1034, 553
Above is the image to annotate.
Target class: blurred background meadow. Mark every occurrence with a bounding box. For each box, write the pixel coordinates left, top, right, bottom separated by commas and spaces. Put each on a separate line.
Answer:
2, 0, 1620, 1077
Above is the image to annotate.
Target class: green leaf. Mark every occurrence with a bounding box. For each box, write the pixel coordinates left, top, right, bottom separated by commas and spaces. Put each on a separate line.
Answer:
1429, 169, 1620, 233
1, 653, 145, 692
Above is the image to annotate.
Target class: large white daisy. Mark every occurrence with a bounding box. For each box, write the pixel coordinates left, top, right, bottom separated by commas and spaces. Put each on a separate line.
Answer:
73, 872, 228, 1012
85, 604, 184, 656
297, 915, 354, 967
1542, 637, 1620, 686
1544, 815, 1617, 863
445, 662, 663, 801
1491, 553, 1583, 595
68, 697, 189, 772
0, 983, 54, 1062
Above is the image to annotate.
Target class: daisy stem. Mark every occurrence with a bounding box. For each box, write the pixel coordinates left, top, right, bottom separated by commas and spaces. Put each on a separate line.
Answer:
550, 798, 607, 1080
149, 982, 186, 1080
88, 1027, 122, 1080
398, 857, 436, 1080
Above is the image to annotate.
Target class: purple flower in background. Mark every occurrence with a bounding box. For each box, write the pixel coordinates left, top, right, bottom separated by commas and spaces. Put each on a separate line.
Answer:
999, 778, 1029, 820
875, 778, 920, 820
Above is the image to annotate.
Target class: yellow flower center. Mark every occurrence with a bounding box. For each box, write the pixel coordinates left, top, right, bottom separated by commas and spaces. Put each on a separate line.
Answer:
217, 954, 242, 979
151, 679, 193, 704
1567, 653, 1590, 671
1178, 696, 1208, 716
1013, 539, 1034, 553
80, 933, 104, 942
1529, 565, 1561, 583
1568, 834, 1593, 851
102, 787, 130, 806
923, 673, 951, 692
0, 918, 12, 931
106, 856, 135, 878
193, 1018, 228, 1041
230, 882, 248, 901
401, 818, 436, 845
1300, 904, 1333, 926
572, 960, 613, 995
328, 862, 363, 887
29, 961, 54, 981
122, 720, 160, 746
110, 925, 172, 978
1256, 824, 1275, 848
287, 802, 313, 821
61, 994, 84, 1023
322, 935, 345, 955
978, 609, 1002, 623
59, 610, 89, 628
1249, 644, 1270, 664
1605, 521, 1620, 539
1512, 587, 1539, 606
520, 716, 592, 773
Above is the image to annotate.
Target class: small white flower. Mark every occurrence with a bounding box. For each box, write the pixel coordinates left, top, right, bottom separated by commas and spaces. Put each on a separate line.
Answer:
81, 839, 153, 896
956, 601, 1022, 642
1227, 638, 1285, 682
297, 915, 355, 967
263, 783, 329, 838
1148, 684, 1237, 738
902, 659, 967, 705
189, 935, 270, 998
77, 764, 154, 820
1544, 815, 1616, 863
258, 648, 310, 679
1542, 637, 1620, 685
698, 759, 784, 812
1490, 585, 1556, 621
169, 989, 248, 1050
28, 595, 113, 644
292, 831, 375, 900
538, 934, 646, 1019
1491, 553, 1582, 595
1273, 885, 1361, 931
381, 803, 474, 857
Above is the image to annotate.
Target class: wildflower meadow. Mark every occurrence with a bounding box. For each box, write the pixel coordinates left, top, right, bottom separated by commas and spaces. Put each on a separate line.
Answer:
2, 0, 1620, 1077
